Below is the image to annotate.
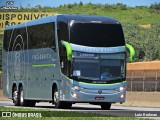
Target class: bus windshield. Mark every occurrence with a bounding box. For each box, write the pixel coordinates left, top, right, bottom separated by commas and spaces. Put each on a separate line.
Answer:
71, 53, 126, 81
72, 59, 124, 80
70, 22, 125, 47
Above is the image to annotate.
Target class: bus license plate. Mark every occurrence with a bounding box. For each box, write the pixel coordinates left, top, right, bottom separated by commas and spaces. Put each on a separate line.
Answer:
95, 97, 105, 100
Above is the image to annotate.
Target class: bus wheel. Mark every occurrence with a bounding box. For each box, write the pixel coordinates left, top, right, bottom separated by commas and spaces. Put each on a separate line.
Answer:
12, 86, 20, 106
53, 87, 72, 109
19, 87, 36, 107
53, 87, 63, 109
53, 87, 60, 108
100, 103, 111, 110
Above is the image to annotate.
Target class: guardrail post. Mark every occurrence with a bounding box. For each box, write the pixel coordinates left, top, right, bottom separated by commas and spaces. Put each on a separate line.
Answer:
143, 70, 145, 92
155, 70, 158, 92
131, 70, 133, 92
0, 74, 1, 89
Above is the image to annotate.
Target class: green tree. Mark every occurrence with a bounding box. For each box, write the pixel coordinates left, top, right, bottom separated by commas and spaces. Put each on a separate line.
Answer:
150, 2, 160, 10
79, 1, 83, 6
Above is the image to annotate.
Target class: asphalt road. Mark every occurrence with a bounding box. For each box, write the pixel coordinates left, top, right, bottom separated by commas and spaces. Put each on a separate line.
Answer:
0, 100, 160, 119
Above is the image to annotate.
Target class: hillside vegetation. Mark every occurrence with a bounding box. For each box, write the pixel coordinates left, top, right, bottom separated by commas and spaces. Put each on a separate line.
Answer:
14, 2, 160, 24
0, 2, 160, 67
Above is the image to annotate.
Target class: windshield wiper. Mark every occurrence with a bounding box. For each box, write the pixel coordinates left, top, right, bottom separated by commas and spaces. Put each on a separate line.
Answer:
109, 76, 124, 81
78, 76, 99, 80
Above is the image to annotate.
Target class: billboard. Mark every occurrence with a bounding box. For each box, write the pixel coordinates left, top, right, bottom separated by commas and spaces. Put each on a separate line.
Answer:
0, 12, 57, 34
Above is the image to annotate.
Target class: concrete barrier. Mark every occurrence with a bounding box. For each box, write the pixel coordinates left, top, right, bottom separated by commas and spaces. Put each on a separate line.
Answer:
0, 90, 10, 101
116, 91, 160, 107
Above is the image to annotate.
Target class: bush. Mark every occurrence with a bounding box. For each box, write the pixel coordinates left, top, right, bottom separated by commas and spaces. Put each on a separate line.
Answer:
150, 3, 160, 10
123, 23, 160, 62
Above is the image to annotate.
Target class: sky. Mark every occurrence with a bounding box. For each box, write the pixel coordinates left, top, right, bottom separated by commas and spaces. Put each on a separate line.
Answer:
0, 0, 159, 8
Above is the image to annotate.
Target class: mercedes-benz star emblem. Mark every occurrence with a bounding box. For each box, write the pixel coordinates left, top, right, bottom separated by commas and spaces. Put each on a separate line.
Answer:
98, 89, 102, 94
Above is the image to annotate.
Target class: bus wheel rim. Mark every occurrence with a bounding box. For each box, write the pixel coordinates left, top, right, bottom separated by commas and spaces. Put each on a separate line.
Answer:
20, 90, 24, 103
13, 90, 18, 102
54, 91, 58, 104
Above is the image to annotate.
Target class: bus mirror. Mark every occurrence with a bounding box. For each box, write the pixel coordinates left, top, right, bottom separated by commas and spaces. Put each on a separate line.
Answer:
126, 44, 135, 63
61, 40, 72, 61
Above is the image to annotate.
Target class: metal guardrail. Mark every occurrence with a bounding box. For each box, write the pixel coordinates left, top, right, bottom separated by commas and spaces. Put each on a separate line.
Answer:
127, 70, 160, 92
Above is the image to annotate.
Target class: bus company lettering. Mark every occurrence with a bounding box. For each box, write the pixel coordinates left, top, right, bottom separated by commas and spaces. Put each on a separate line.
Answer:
81, 48, 118, 53
79, 53, 95, 57
32, 54, 51, 60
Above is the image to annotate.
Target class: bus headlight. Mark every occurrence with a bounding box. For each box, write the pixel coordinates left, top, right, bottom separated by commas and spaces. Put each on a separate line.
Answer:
72, 85, 79, 90
119, 86, 124, 91
71, 85, 84, 91
116, 86, 125, 91
71, 92, 78, 98
120, 94, 124, 98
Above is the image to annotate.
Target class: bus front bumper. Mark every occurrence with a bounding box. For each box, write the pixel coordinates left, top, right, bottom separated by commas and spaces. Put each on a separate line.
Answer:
67, 88, 126, 103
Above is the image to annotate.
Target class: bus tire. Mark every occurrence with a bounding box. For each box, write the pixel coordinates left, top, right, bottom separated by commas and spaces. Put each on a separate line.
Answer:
53, 87, 64, 109
53, 86, 72, 109
19, 87, 36, 107
12, 86, 20, 106
100, 103, 111, 110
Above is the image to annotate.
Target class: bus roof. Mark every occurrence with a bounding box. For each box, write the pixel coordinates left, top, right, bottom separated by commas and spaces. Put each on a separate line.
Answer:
61, 14, 119, 24
5, 14, 120, 30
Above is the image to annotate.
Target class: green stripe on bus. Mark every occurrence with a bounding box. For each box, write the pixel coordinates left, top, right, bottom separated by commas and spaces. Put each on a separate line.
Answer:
79, 81, 126, 86
68, 77, 126, 86
32, 64, 55, 67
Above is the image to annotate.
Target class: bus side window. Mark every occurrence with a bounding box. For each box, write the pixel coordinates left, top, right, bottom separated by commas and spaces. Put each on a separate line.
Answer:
4, 27, 27, 52
9, 29, 18, 51
44, 23, 56, 50
3, 30, 12, 51
57, 21, 69, 76
28, 22, 56, 50
28, 25, 38, 49
13, 28, 27, 51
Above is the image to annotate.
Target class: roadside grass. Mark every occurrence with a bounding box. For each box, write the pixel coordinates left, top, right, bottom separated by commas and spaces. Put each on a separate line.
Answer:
0, 106, 149, 120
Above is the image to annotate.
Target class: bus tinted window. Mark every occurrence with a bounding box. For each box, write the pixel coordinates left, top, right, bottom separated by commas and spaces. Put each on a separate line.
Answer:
6, 27, 27, 51
3, 30, 12, 51
11, 28, 27, 51
28, 22, 55, 49
70, 23, 125, 47
58, 21, 69, 43
58, 21, 70, 76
